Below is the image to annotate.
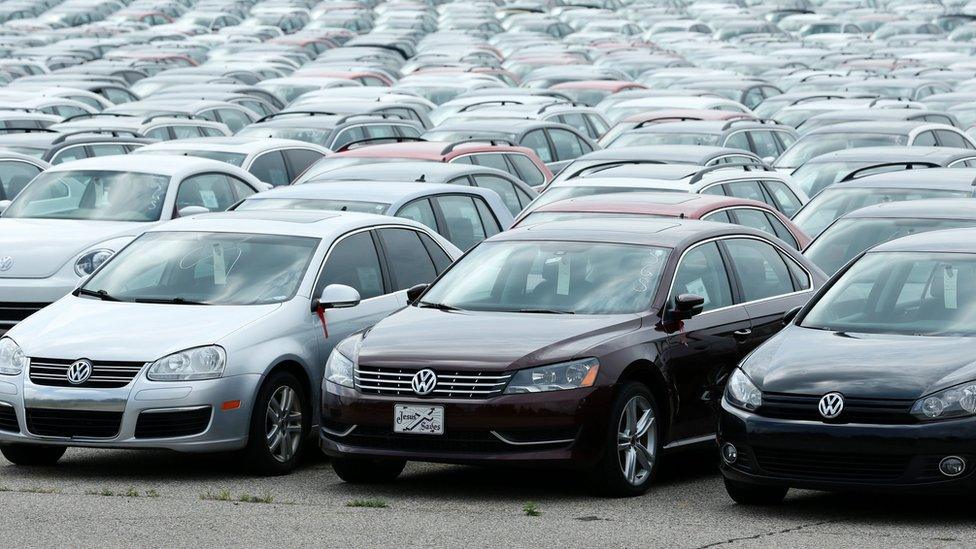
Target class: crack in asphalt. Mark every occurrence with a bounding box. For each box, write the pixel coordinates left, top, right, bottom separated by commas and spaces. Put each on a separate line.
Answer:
694, 519, 841, 548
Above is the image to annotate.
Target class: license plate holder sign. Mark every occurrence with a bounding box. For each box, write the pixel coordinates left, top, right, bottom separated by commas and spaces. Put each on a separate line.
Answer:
393, 404, 444, 435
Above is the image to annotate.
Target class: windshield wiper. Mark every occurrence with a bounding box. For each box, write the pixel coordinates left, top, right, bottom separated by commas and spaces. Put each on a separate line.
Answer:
517, 308, 575, 314
133, 297, 209, 305
416, 301, 462, 311
73, 288, 121, 302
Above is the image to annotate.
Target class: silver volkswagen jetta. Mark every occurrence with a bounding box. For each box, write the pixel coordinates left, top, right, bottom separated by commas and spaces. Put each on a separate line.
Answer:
0, 210, 460, 474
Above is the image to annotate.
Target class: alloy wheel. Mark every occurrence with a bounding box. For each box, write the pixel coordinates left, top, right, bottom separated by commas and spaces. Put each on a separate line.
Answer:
617, 395, 656, 486
266, 385, 303, 462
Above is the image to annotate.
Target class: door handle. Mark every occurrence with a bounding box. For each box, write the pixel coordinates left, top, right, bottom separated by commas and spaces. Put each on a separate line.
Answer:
733, 329, 752, 339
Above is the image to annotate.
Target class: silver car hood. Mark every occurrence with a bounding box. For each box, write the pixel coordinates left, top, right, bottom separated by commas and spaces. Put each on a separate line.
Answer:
0, 218, 150, 278
10, 296, 281, 362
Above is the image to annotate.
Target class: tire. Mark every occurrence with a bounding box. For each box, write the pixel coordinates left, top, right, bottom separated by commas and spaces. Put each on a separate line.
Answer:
241, 370, 309, 476
332, 456, 406, 484
0, 443, 66, 466
590, 381, 661, 497
723, 477, 788, 505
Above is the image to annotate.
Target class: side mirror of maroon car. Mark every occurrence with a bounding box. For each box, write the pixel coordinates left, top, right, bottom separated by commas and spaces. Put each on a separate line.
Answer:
673, 293, 705, 320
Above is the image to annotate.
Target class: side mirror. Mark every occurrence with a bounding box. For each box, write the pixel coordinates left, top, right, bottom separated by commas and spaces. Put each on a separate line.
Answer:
177, 205, 210, 218
0, 200, 11, 215
783, 306, 802, 326
762, 156, 775, 164
673, 293, 705, 320
312, 283, 360, 311
405, 283, 428, 304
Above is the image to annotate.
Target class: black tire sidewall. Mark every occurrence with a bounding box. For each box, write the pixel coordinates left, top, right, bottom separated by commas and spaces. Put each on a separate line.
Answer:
244, 370, 309, 475
0, 443, 66, 466
593, 381, 661, 497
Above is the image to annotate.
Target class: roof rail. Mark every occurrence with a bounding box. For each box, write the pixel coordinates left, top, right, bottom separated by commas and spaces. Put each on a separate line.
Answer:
791, 94, 846, 105
573, 159, 667, 179
439, 138, 516, 155
687, 162, 774, 185
141, 112, 197, 123
720, 118, 779, 131
868, 97, 915, 108
51, 129, 143, 144
0, 127, 58, 134
336, 136, 427, 152
335, 112, 406, 124
256, 110, 339, 123
634, 116, 703, 128
60, 112, 130, 123
535, 100, 580, 114
457, 100, 524, 113
839, 161, 936, 182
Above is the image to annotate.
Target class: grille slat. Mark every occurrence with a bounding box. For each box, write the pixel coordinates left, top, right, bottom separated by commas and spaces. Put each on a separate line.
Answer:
356, 365, 512, 399
758, 392, 915, 424
28, 357, 145, 389
755, 447, 910, 481
0, 403, 18, 433
25, 408, 121, 438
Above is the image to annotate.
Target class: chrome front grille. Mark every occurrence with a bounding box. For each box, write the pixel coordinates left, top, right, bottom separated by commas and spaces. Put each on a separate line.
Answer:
29, 358, 146, 389
355, 365, 512, 399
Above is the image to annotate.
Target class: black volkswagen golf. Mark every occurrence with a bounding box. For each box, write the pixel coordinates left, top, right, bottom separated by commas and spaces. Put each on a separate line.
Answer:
720, 227, 976, 503
320, 218, 824, 496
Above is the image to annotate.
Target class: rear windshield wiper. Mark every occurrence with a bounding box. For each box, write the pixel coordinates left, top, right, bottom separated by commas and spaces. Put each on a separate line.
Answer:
517, 308, 575, 314
133, 297, 209, 305
416, 301, 462, 311
73, 288, 121, 302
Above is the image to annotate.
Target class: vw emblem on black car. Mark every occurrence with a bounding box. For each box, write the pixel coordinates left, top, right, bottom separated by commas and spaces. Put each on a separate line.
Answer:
411, 369, 437, 396
66, 359, 93, 385
818, 392, 844, 419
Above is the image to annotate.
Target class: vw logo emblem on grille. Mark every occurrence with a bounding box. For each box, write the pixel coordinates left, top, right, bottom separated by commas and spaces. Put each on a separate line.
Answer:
411, 369, 437, 396
66, 359, 93, 385
818, 392, 844, 419
0, 256, 13, 272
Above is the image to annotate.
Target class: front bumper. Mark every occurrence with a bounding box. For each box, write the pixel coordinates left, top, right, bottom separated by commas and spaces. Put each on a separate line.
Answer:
718, 399, 976, 493
0, 370, 262, 453
320, 381, 612, 467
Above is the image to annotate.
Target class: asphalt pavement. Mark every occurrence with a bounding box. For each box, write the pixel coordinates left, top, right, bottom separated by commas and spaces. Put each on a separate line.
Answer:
0, 447, 971, 548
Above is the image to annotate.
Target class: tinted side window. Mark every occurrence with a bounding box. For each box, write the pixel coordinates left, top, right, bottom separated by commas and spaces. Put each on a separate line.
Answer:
761, 180, 802, 217
214, 108, 251, 132
730, 208, 775, 236
249, 151, 290, 186
90, 144, 128, 156
520, 129, 552, 163
549, 129, 588, 161
913, 130, 938, 146
749, 131, 781, 158
0, 161, 41, 199
145, 127, 170, 140
51, 145, 88, 164
396, 198, 438, 232
470, 153, 508, 172
724, 132, 751, 150
724, 239, 795, 302
228, 176, 256, 200
509, 154, 546, 186
938, 130, 973, 149
283, 148, 324, 179
433, 195, 488, 250
474, 197, 501, 235
172, 125, 202, 139
419, 232, 452, 272
671, 241, 734, 312
473, 174, 521, 215
175, 173, 237, 214
318, 231, 384, 299
701, 209, 732, 223
378, 228, 438, 291
725, 180, 766, 202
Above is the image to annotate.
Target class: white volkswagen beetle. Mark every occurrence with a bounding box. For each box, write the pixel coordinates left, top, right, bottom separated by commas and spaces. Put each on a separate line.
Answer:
0, 210, 460, 474
0, 155, 266, 331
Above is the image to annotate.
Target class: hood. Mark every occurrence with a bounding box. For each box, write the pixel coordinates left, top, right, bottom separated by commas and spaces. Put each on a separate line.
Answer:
9, 296, 280, 362
358, 306, 642, 372
0, 218, 148, 278
744, 326, 976, 399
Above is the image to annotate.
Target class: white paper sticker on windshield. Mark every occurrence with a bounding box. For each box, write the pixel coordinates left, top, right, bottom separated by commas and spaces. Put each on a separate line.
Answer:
200, 190, 219, 210
212, 243, 227, 285
944, 266, 958, 310
686, 278, 710, 306
556, 257, 570, 295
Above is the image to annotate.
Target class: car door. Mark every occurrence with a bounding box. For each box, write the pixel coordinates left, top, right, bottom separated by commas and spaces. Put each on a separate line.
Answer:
720, 237, 813, 354
659, 240, 751, 439
311, 230, 401, 348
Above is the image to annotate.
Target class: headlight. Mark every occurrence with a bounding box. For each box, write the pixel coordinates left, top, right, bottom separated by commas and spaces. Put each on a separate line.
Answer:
325, 334, 361, 389
146, 345, 225, 381
911, 381, 976, 421
503, 358, 599, 394
74, 249, 113, 277
0, 338, 26, 376
725, 369, 762, 411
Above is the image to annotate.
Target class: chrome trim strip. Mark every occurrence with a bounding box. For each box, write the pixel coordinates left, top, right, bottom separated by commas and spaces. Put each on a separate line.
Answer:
138, 405, 211, 414
663, 434, 716, 449
320, 424, 357, 437
490, 431, 574, 446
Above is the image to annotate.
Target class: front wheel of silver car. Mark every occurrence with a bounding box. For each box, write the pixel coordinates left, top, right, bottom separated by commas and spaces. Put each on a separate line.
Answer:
242, 370, 308, 476
591, 382, 661, 497
0, 443, 66, 466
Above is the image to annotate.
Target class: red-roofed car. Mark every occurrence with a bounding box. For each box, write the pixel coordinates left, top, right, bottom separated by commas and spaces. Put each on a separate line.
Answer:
601, 109, 757, 146
514, 192, 810, 249
549, 80, 647, 106
295, 139, 554, 188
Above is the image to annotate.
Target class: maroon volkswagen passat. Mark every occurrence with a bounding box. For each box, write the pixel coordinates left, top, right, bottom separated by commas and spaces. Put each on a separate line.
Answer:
320, 218, 825, 496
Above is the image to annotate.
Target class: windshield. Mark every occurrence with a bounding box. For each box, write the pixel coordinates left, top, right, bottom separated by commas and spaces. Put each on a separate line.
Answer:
792, 187, 971, 237
844, 84, 916, 99
806, 217, 976, 275
420, 240, 670, 314
237, 197, 389, 214
3, 170, 170, 222
237, 126, 331, 146
135, 149, 246, 167
610, 132, 721, 147
531, 186, 677, 210
802, 251, 976, 336
82, 231, 318, 305
775, 133, 908, 168
0, 145, 45, 158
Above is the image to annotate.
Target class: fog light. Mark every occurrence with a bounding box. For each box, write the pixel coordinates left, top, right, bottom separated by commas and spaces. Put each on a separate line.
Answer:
939, 456, 966, 477
721, 443, 738, 464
